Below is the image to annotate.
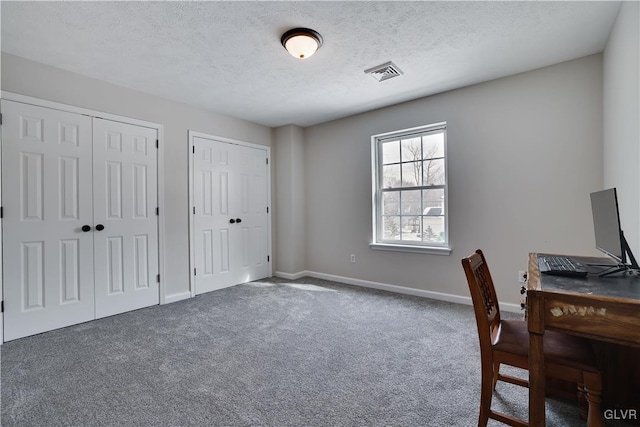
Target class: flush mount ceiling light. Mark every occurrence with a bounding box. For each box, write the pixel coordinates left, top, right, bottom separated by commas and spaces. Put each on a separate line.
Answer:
281, 28, 323, 59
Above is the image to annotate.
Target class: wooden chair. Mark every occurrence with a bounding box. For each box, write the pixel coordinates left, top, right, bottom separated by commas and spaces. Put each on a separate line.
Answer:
461, 249, 603, 427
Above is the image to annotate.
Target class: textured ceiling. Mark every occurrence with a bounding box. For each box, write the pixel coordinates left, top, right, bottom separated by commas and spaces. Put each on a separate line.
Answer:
1, 1, 621, 127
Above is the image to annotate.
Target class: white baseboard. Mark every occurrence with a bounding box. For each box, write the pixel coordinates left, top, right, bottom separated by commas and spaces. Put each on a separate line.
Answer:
274, 270, 522, 314
274, 270, 309, 280
163, 291, 192, 305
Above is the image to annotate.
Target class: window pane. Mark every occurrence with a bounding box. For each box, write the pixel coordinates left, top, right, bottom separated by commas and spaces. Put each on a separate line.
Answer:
401, 137, 421, 162
422, 158, 445, 186
382, 192, 400, 215
401, 162, 421, 187
422, 215, 445, 243
401, 216, 422, 241
382, 140, 400, 165
422, 188, 445, 214
382, 216, 400, 240
374, 123, 447, 247
400, 190, 421, 215
382, 164, 401, 188
422, 132, 444, 159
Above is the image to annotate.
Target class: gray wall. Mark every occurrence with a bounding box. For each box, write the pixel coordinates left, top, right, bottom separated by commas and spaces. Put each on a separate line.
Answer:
273, 125, 307, 275
1, 53, 272, 300
603, 1, 640, 259
304, 55, 604, 305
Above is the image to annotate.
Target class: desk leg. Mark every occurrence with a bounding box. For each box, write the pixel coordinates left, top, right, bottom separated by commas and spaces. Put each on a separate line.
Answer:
584, 370, 604, 427
529, 331, 545, 426
528, 291, 545, 426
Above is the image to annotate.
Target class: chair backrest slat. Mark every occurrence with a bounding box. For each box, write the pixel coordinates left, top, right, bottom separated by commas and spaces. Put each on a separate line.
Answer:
462, 249, 502, 355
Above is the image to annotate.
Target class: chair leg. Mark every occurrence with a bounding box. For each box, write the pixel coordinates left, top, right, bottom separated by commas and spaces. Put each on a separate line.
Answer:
583, 370, 604, 427
493, 361, 500, 390
479, 370, 493, 427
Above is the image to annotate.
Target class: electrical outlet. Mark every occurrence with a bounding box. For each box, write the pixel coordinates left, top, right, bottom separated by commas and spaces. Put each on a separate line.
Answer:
518, 270, 528, 283
350, 254, 356, 263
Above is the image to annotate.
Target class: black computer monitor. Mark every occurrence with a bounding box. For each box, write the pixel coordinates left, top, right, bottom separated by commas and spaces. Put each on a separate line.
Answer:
590, 188, 639, 274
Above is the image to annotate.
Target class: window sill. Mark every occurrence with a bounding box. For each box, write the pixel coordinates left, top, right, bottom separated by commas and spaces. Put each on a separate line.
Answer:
369, 243, 452, 255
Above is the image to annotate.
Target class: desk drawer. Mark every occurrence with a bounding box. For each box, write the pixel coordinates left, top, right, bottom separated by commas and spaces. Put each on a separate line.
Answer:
542, 292, 640, 348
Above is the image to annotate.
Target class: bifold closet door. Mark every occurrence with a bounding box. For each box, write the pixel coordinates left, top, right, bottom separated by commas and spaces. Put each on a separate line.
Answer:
1, 100, 95, 341
193, 137, 269, 294
92, 118, 159, 318
1, 102, 160, 341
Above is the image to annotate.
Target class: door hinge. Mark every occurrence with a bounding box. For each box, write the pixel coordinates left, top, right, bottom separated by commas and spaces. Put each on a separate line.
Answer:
0, 113, 3, 125
267, 256, 270, 262
156, 139, 159, 149
266, 158, 269, 165
194, 268, 197, 276
0, 206, 3, 218
193, 206, 196, 214
1, 301, 4, 312
156, 207, 159, 216
192, 146, 195, 154
156, 274, 160, 283
266, 207, 269, 214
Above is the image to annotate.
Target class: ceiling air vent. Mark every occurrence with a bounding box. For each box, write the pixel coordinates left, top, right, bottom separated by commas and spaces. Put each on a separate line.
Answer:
364, 61, 403, 82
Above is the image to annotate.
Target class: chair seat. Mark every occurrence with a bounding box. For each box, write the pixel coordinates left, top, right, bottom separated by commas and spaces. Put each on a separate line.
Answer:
493, 319, 599, 373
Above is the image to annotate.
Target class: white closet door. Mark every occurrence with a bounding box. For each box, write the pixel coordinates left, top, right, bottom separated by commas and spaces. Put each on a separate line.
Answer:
93, 118, 159, 318
2, 100, 94, 341
233, 144, 269, 283
193, 137, 269, 294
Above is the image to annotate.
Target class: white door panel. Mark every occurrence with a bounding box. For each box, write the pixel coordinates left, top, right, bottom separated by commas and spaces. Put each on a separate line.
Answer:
234, 145, 269, 282
2, 100, 94, 340
193, 137, 269, 294
93, 118, 159, 318
194, 138, 234, 292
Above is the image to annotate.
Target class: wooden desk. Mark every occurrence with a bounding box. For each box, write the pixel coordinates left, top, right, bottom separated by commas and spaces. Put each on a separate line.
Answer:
527, 253, 640, 426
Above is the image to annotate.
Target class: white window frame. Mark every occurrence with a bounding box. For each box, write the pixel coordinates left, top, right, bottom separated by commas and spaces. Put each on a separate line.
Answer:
370, 122, 451, 255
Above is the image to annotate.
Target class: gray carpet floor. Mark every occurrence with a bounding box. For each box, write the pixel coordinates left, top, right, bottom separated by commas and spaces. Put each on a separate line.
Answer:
0, 277, 629, 426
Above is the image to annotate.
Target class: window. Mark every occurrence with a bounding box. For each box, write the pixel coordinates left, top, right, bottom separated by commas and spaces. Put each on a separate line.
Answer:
371, 123, 450, 254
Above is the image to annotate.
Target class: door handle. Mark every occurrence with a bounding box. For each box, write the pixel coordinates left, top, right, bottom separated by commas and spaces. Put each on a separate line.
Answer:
236, 218, 242, 223
95, 224, 105, 231
81, 225, 92, 232
229, 219, 236, 224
